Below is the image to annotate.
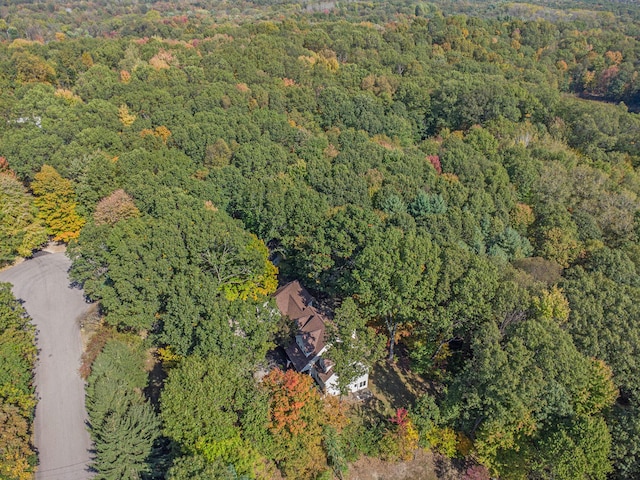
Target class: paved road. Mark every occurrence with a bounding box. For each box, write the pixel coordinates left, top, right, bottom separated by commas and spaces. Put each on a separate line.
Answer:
0, 253, 93, 480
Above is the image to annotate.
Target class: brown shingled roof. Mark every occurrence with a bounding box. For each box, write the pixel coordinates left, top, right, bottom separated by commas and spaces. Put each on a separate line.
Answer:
296, 313, 326, 356
285, 343, 311, 371
275, 281, 329, 372
274, 280, 314, 319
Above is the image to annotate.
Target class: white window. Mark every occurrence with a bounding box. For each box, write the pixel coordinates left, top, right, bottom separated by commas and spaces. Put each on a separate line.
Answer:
359, 381, 366, 388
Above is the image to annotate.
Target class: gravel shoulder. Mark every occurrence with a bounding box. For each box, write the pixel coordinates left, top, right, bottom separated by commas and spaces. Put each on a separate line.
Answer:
0, 252, 93, 480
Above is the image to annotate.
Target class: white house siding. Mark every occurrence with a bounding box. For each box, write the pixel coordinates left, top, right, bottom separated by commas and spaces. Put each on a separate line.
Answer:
325, 371, 369, 396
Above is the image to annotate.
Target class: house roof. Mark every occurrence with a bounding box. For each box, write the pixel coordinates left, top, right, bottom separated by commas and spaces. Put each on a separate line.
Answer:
274, 280, 314, 319
297, 313, 326, 356
316, 358, 335, 383
285, 343, 312, 371
275, 281, 329, 371
317, 369, 337, 385
275, 281, 367, 396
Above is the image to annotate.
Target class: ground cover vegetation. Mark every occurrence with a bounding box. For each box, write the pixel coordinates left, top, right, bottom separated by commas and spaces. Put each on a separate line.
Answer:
2, 0, 640, 478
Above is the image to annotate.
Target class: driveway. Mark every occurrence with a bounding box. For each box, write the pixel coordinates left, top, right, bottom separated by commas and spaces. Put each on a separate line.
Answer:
0, 252, 93, 480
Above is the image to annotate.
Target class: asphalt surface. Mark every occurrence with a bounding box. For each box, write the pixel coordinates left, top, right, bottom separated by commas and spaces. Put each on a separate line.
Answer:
0, 252, 94, 480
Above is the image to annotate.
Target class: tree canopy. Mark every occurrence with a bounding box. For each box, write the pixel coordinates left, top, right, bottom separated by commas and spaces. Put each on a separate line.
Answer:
2, 0, 640, 477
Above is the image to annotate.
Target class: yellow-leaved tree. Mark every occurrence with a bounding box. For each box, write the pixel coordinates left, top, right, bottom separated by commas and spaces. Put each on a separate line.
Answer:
118, 104, 136, 127
220, 236, 278, 301
31, 165, 85, 242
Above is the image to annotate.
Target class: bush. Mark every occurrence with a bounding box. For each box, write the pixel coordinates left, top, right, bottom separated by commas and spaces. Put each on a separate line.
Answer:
340, 415, 385, 460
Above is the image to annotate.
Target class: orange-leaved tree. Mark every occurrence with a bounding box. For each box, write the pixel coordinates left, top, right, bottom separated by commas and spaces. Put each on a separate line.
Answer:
262, 369, 326, 479
264, 369, 319, 438
31, 165, 85, 242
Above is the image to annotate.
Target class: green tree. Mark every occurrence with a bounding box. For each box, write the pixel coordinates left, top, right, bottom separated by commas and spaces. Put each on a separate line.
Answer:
326, 297, 385, 395
409, 191, 447, 219
161, 353, 263, 477
562, 267, 640, 399
351, 227, 440, 361
86, 340, 159, 480
536, 416, 612, 480
205, 138, 232, 167
69, 193, 278, 357
409, 244, 500, 373
0, 171, 47, 265
0, 283, 37, 480
167, 455, 248, 480
74, 153, 120, 213
445, 316, 616, 479
608, 403, 640, 480
323, 426, 347, 480
92, 399, 161, 480
292, 204, 381, 294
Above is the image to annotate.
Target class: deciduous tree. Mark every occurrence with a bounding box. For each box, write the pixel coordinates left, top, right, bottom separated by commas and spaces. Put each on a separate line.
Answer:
161, 353, 263, 477
93, 189, 140, 226
262, 369, 326, 479
31, 165, 85, 242
351, 227, 440, 361
0, 172, 47, 264
326, 297, 385, 395
0, 283, 37, 480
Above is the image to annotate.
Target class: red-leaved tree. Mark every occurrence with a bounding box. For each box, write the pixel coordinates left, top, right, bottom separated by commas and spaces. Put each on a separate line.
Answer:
427, 155, 442, 174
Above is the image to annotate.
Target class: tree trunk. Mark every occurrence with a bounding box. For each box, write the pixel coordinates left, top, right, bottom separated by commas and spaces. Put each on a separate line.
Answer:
388, 337, 395, 362
471, 415, 485, 438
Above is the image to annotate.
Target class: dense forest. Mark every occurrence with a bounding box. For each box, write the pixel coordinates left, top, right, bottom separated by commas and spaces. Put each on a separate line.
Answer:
2, 0, 640, 479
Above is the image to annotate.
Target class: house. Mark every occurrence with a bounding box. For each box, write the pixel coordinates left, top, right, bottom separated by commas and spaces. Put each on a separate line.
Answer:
274, 280, 368, 396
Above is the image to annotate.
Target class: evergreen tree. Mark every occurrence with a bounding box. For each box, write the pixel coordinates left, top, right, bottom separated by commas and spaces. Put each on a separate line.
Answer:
86, 340, 160, 480
92, 401, 160, 480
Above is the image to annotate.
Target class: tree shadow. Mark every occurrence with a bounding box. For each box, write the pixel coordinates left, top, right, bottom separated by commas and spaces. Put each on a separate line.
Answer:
370, 361, 419, 412
365, 342, 434, 417
144, 356, 167, 409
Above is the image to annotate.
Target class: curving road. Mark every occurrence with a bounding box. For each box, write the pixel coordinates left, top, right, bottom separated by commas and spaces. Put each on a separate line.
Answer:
0, 252, 93, 480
